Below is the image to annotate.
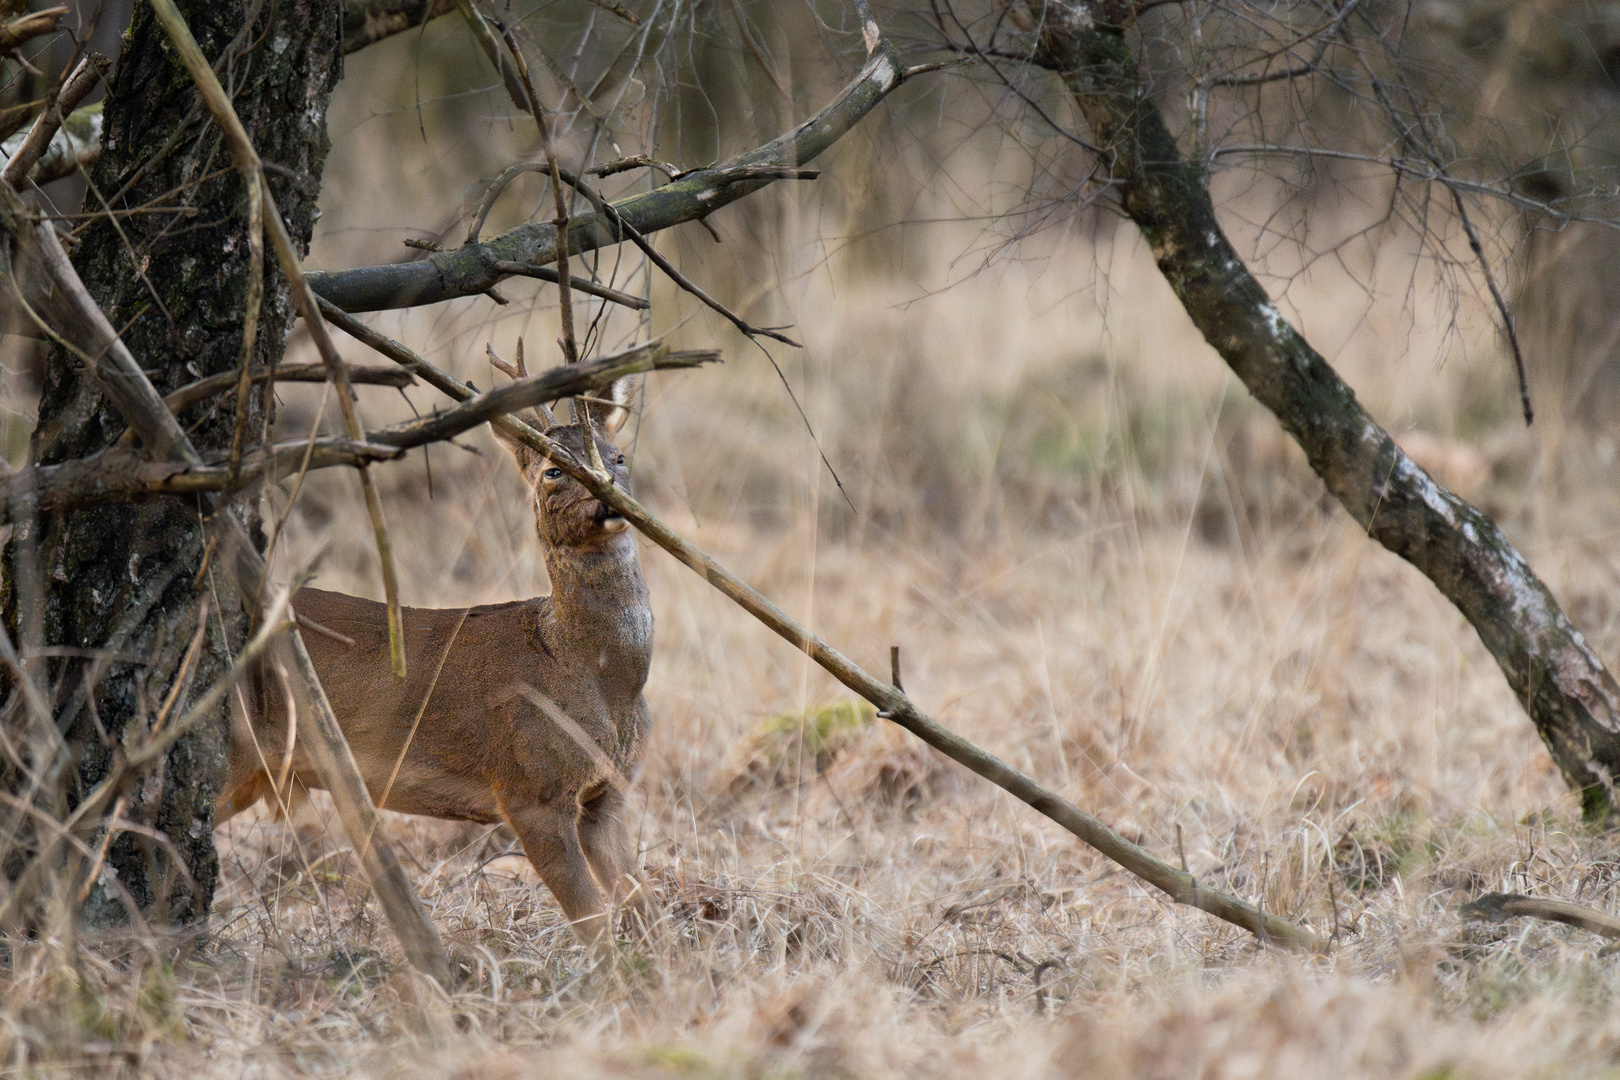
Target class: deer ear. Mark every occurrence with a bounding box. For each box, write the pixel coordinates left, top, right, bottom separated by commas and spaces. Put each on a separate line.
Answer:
597, 376, 634, 438
491, 423, 544, 477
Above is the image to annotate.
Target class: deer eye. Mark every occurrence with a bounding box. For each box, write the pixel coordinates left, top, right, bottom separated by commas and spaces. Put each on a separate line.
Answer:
616, 454, 626, 465
543, 467, 563, 480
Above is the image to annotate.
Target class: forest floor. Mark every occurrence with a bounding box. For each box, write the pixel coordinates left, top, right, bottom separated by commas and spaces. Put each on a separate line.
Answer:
11, 261, 1620, 1077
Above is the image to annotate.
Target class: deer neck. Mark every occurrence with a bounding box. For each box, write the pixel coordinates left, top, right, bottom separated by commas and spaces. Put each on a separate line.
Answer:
541, 534, 652, 677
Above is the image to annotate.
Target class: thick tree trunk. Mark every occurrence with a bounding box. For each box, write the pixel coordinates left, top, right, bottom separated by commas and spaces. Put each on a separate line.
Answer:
1034, 7, 1620, 819
2, 0, 341, 927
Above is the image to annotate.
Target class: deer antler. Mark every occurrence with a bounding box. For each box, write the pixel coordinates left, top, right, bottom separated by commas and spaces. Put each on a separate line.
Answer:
487, 338, 556, 427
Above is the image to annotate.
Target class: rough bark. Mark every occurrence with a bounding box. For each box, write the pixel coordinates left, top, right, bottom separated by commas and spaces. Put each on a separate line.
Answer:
2, 0, 342, 926
1033, 7, 1620, 818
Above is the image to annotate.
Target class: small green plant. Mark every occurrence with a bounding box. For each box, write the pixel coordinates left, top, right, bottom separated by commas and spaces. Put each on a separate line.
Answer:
728, 700, 877, 796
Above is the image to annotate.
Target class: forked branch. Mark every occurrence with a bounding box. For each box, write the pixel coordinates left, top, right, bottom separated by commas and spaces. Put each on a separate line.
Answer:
307, 35, 904, 312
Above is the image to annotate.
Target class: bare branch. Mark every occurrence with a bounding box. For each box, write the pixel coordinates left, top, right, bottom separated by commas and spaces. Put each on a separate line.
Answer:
1461, 893, 1620, 945
307, 39, 903, 312
1, 53, 108, 187
162, 362, 415, 414
0, 6, 67, 56
489, 261, 649, 309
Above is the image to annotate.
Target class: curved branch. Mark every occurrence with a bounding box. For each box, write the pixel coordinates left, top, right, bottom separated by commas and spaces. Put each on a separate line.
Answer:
1035, 10, 1620, 818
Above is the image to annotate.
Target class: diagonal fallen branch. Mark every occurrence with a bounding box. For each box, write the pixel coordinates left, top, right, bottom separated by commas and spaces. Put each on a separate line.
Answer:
323, 309, 1327, 955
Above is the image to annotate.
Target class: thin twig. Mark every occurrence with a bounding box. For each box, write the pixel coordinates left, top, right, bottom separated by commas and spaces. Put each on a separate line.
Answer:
490, 261, 649, 309
554, 164, 803, 347
1446, 185, 1532, 425
586, 153, 683, 179
162, 362, 414, 414
496, 19, 605, 472
467, 158, 545, 244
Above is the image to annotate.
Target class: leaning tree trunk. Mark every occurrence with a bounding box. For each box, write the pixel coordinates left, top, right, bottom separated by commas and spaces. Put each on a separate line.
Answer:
1, 0, 341, 927
1033, 5, 1620, 819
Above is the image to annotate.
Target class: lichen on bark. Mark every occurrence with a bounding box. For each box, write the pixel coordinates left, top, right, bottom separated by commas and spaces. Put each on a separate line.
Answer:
1035, 11, 1620, 819
1, 0, 342, 926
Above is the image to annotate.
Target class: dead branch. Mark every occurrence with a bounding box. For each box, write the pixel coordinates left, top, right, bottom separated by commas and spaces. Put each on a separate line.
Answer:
163, 362, 415, 414
455, 0, 529, 114
0, 7, 66, 56
553, 163, 803, 347
307, 37, 902, 312
0, 439, 402, 515
1461, 892, 1620, 944
1, 102, 101, 185
488, 261, 648, 309
0, 185, 198, 463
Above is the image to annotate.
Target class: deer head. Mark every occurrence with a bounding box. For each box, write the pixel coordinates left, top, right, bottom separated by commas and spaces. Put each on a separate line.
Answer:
490, 346, 637, 551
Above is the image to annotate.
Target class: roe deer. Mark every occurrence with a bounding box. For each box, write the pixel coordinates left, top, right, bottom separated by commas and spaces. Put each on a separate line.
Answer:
217, 380, 653, 951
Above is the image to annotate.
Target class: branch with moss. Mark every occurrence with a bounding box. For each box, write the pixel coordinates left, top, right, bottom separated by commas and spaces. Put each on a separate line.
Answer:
306, 37, 904, 312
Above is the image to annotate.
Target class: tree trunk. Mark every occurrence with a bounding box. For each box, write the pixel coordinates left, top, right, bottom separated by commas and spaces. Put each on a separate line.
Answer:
1034, 6, 1620, 819
2, 0, 342, 927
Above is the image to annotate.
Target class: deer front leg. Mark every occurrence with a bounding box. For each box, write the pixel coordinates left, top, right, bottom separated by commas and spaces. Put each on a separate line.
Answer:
505, 799, 611, 953
578, 786, 652, 930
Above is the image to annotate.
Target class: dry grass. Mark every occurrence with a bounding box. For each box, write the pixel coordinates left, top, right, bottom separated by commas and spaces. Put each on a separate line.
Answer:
11, 19, 1620, 1079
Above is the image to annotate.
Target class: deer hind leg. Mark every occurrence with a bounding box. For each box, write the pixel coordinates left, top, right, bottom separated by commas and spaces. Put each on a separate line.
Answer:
577, 785, 652, 929
506, 799, 610, 951
215, 768, 271, 824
